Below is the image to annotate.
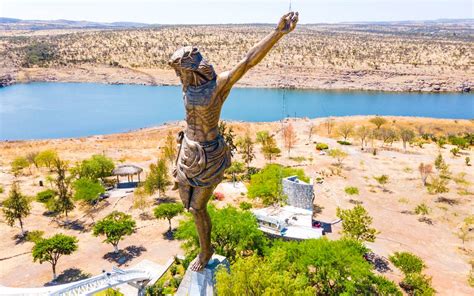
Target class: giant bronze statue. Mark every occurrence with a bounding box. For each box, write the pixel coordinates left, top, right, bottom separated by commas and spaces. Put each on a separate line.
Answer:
169, 12, 299, 271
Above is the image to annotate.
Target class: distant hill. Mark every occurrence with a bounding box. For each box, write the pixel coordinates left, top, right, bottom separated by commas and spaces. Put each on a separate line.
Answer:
0, 17, 472, 31
0, 18, 151, 30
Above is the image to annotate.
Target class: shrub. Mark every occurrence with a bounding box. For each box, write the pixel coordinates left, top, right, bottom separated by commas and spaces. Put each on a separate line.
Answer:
315, 143, 329, 150
400, 273, 435, 296
336, 205, 377, 242
327, 148, 348, 166
450, 147, 460, 157
426, 176, 449, 194
344, 186, 359, 195
0, 185, 3, 194
337, 140, 352, 145
26, 230, 45, 243
448, 136, 468, 149
373, 175, 389, 190
414, 203, 430, 215
239, 202, 252, 210
11, 157, 30, 176
389, 252, 425, 274
36, 189, 56, 203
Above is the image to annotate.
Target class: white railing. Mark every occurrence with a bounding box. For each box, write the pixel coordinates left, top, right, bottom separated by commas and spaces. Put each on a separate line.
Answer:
0, 268, 151, 296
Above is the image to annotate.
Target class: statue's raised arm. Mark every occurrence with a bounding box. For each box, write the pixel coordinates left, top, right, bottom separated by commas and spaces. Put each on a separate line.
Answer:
219, 12, 299, 92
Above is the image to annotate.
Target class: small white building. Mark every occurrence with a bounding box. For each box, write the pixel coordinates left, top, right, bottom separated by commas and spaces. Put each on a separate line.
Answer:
252, 205, 323, 240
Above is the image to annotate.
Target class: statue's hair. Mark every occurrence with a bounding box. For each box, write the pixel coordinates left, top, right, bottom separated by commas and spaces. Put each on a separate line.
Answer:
169, 46, 216, 81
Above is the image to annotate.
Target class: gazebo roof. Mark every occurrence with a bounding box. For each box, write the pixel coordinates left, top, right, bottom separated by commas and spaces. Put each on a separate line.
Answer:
112, 164, 143, 176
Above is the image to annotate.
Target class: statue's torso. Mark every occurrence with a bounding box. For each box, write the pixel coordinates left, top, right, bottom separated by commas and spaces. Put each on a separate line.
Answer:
184, 79, 227, 142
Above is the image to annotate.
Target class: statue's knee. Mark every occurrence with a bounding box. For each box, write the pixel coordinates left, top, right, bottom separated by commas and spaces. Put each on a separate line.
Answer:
189, 205, 205, 216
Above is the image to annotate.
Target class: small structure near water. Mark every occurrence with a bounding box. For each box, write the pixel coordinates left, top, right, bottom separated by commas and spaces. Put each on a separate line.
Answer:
112, 164, 143, 189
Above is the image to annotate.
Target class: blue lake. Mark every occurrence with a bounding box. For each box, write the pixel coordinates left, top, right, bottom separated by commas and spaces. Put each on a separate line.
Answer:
0, 82, 473, 140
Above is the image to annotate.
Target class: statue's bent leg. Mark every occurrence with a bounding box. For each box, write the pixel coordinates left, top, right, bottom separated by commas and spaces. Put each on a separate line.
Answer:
188, 184, 216, 271
177, 183, 193, 210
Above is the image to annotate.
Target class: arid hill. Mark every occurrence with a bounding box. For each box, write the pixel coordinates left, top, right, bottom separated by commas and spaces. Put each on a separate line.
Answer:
1, 20, 472, 92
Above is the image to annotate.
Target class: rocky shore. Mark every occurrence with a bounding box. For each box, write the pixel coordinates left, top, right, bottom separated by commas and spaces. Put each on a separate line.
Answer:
6, 66, 473, 93
0, 74, 15, 88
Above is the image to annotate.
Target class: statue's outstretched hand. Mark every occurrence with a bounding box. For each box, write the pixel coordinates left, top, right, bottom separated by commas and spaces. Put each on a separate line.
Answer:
276, 12, 299, 34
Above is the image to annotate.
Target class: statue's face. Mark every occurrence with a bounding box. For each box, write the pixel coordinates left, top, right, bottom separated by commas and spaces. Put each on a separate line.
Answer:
174, 67, 197, 87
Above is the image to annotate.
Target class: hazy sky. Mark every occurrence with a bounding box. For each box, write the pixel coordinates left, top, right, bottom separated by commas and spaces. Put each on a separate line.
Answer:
1, 0, 472, 24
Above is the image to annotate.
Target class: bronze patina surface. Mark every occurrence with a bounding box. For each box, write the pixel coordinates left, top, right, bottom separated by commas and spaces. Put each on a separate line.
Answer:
169, 12, 299, 271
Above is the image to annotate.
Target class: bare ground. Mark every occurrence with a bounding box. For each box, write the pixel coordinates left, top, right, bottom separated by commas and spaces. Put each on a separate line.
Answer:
0, 116, 473, 294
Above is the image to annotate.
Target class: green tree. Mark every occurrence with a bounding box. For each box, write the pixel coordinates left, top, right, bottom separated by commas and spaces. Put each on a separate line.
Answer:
247, 164, 309, 206
389, 252, 425, 274
144, 158, 171, 197
327, 148, 348, 167
52, 158, 75, 217
337, 123, 354, 141
32, 233, 78, 280
256, 131, 281, 162
2, 182, 31, 235
11, 157, 30, 176
154, 203, 184, 233
378, 127, 399, 146
236, 133, 255, 170
356, 125, 371, 149
162, 131, 177, 164
374, 174, 389, 191
175, 205, 268, 261
369, 116, 387, 129
216, 239, 401, 295
93, 211, 136, 253
218, 121, 237, 155
35, 150, 58, 170
71, 154, 114, 181
26, 151, 40, 168
336, 205, 378, 242
226, 161, 245, 184
399, 128, 416, 152
72, 178, 104, 204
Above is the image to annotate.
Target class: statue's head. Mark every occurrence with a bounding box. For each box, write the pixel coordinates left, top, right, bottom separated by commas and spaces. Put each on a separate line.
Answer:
169, 46, 216, 87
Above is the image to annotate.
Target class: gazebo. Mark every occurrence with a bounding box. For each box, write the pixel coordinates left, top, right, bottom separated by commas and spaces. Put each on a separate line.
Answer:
112, 164, 143, 189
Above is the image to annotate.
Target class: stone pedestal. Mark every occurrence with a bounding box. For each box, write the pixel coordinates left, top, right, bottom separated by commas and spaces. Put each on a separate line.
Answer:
176, 255, 229, 296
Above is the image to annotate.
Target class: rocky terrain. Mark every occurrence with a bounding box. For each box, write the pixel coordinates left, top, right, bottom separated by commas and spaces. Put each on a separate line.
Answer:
0, 20, 472, 92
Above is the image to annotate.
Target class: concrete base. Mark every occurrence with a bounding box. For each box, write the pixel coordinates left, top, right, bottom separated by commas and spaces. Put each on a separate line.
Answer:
176, 255, 229, 296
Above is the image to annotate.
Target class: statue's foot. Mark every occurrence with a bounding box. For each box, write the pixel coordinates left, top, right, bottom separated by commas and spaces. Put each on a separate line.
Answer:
190, 251, 213, 272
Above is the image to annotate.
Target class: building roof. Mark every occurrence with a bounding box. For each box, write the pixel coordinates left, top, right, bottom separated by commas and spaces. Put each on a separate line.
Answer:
252, 205, 323, 240
112, 164, 143, 176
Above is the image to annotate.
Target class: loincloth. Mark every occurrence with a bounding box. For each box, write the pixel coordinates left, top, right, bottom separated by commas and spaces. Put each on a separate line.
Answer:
173, 132, 231, 187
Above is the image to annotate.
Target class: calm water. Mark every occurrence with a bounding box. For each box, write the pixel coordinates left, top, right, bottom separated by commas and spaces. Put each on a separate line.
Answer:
0, 82, 472, 140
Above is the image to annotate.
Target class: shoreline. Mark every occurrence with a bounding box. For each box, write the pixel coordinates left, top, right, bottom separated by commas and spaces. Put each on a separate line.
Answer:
4, 66, 472, 93
1, 116, 472, 143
